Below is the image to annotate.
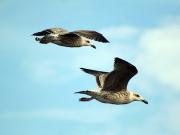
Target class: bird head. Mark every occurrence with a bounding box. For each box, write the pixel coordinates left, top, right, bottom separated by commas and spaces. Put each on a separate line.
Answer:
84, 40, 96, 49
130, 92, 148, 104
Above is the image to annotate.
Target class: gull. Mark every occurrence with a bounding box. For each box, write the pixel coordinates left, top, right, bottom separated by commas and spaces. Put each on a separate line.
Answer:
75, 57, 148, 105
32, 28, 109, 49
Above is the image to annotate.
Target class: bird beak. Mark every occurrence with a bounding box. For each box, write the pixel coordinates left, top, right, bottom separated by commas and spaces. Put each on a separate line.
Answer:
141, 99, 148, 104
90, 45, 96, 49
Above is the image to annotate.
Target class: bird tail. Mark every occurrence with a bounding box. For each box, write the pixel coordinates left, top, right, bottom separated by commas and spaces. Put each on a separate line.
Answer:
80, 68, 107, 76
75, 90, 99, 103
32, 30, 50, 36
75, 90, 92, 95
75, 91, 95, 102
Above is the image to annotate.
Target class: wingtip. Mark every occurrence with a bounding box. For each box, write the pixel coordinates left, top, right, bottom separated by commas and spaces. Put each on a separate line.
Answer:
114, 57, 130, 64
101, 38, 110, 43
114, 57, 127, 65
80, 68, 88, 72
114, 57, 120, 61
114, 57, 131, 64
105, 39, 110, 43
114, 57, 138, 73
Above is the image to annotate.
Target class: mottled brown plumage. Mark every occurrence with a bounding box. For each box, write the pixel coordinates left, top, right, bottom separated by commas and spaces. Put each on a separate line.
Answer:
32, 28, 109, 49
76, 57, 148, 105
102, 57, 138, 91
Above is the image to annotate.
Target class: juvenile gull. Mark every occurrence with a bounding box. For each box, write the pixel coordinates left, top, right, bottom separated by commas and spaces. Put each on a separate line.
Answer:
75, 57, 148, 105
32, 28, 109, 49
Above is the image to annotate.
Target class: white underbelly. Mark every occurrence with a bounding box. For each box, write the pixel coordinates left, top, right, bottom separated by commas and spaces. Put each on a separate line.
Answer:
52, 41, 81, 47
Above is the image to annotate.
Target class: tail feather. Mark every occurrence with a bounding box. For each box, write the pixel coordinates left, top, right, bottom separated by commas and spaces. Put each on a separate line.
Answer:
32, 30, 50, 36
75, 90, 90, 95
80, 68, 108, 76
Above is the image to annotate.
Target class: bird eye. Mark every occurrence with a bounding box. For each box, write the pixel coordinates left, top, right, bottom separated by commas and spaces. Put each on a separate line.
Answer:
134, 94, 140, 97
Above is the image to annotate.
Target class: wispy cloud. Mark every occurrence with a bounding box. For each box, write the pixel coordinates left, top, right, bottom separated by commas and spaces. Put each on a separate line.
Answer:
137, 18, 180, 90
100, 26, 139, 39
21, 44, 138, 85
0, 107, 122, 124
124, 99, 180, 135
21, 58, 80, 85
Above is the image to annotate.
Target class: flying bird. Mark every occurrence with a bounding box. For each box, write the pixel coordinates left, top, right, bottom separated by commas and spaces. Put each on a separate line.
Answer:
75, 57, 148, 105
32, 28, 109, 49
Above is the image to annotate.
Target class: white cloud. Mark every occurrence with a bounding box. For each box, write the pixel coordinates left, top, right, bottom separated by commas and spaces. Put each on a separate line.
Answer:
22, 18, 180, 91
94, 18, 180, 135
0, 107, 122, 124
137, 20, 180, 90
22, 43, 138, 85
99, 18, 180, 92
72, 44, 137, 70
100, 26, 139, 39
22, 58, 80, 85
124, 99, 180, 135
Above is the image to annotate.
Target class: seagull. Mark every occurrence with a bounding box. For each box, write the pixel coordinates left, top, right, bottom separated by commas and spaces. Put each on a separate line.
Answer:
75, 57, 148, 105
32, 28, 109, 49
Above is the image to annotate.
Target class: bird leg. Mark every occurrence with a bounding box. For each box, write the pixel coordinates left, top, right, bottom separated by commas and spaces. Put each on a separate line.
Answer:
79, 97, 94, 102
35, 37, 41, 41
35, 37, 49, 44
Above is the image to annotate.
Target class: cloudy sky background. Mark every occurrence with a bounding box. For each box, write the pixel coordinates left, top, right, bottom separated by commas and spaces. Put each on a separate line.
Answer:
0, 0, 180, 135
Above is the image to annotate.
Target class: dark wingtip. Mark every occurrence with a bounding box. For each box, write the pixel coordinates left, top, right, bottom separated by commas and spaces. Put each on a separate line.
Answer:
114, 57, 129, 63
74, 91, 82, 94
101, 37, 109, 43
104, 38, 110, 43
114, 57, 138, 74
80, 68, 88, 73
114, 57, 122, 62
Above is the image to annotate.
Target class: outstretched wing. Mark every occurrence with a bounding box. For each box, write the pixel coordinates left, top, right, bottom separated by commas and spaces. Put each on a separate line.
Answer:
32, 28, 68, 36
71, 30, 109, 43
80, 68, 109, 88
102, 57, 138, 91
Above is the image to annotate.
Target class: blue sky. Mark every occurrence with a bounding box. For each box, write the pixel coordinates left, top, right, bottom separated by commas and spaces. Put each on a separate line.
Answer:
0, 0, 180, 135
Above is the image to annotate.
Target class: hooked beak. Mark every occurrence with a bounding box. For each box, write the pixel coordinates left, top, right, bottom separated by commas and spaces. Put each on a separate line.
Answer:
141, 99, 148, 104
90, 45, 96, 49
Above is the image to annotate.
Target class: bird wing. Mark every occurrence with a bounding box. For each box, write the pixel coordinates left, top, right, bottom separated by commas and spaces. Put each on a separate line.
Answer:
80, 68, 108, 88
58, 33, 82, 46
32, 28, 68, 36
71, 30, 109, 43
102, 57, 138, 92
